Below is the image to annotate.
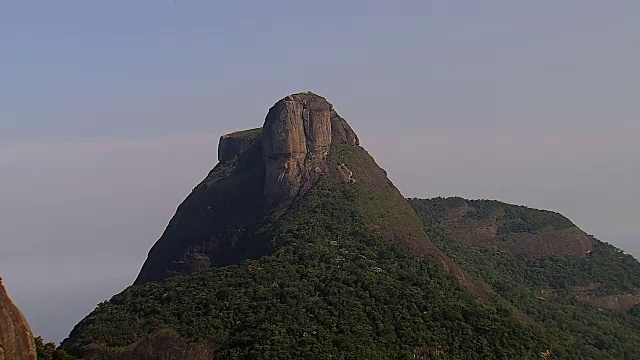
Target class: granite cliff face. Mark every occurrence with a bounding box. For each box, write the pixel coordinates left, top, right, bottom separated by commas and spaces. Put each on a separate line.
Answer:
262, 93, 358, 210
0, 277, 37, 360
217, 128, 261, 163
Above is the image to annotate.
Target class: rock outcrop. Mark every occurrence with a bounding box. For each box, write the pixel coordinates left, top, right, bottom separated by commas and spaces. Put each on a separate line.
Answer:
330, 111, 359, 146
217, 128, 262, 162
502, 229, 593, 257
262, 92, 358, 210
0, 277, 37, 360
580, 293, 640, 311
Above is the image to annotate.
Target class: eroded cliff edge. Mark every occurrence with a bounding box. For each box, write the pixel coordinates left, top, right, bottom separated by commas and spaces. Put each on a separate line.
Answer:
262, 93, 358, 210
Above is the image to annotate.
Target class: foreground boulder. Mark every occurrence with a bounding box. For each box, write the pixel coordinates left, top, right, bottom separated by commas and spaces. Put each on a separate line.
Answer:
0, 277, 36, 360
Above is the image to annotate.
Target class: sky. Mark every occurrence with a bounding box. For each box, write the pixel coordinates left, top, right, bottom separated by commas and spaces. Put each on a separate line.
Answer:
1, 0, 639, 342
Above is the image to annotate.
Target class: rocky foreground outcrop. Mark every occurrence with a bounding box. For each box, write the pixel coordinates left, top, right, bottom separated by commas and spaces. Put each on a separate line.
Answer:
0, 277, 36, 360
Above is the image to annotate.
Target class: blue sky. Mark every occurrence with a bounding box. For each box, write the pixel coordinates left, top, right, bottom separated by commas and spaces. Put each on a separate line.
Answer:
0, 0, 639, 342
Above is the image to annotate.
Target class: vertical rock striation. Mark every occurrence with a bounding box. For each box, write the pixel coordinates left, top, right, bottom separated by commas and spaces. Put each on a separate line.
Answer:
0, 277, 37, 360
262, 92, 358, 210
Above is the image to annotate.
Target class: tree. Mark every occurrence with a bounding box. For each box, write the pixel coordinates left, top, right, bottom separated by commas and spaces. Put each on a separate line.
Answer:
35, 337, 78, 360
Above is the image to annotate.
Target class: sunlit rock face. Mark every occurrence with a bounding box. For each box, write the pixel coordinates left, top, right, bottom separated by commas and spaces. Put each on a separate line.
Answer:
0, 277, 37, 360
262, 92, 358, 210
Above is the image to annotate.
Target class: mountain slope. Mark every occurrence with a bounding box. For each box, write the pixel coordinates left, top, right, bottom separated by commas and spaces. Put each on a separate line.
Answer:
62, 176, 539, 359
134, 128, 267, 284
410, 197, 640, 358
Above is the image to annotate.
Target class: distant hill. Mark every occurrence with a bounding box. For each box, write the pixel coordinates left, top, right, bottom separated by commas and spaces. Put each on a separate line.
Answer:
61, 93, 640, 359
411, 197, 640, 357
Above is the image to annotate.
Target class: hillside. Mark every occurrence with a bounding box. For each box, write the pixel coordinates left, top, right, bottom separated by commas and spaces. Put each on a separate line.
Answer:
62, 176, 540, 359
60, 93, 640, 359
410, 197, 640, 358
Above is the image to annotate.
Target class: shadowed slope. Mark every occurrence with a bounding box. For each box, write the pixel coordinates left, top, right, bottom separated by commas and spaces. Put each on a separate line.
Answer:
134, 132, 266, 285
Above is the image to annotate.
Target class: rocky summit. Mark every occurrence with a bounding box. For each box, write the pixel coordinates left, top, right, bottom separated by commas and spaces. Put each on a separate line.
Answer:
62, 92, 640, 359
133, 92, 479, 294
262, 93, 358, 210
0, 277, 37, 360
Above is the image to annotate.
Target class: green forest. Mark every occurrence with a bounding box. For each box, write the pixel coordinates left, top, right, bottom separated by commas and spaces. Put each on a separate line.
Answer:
60, 145, 640, 359
62, 178, 640, 359
410, 197, 640, 359
64, 178, 542, 359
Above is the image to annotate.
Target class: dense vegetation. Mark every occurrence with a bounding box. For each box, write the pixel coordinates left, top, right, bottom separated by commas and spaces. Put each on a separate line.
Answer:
35, 337, 77, 360
63, 178, 542, 359
411, 197, 640, 359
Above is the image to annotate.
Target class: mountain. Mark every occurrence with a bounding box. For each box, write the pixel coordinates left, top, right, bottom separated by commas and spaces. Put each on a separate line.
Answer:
133, 92, 482, 294
0, 277, 37, 360
61, 93, 640, 359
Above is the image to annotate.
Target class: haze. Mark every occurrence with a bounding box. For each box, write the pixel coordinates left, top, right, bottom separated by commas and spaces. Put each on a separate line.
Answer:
1, 1, 638, 342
